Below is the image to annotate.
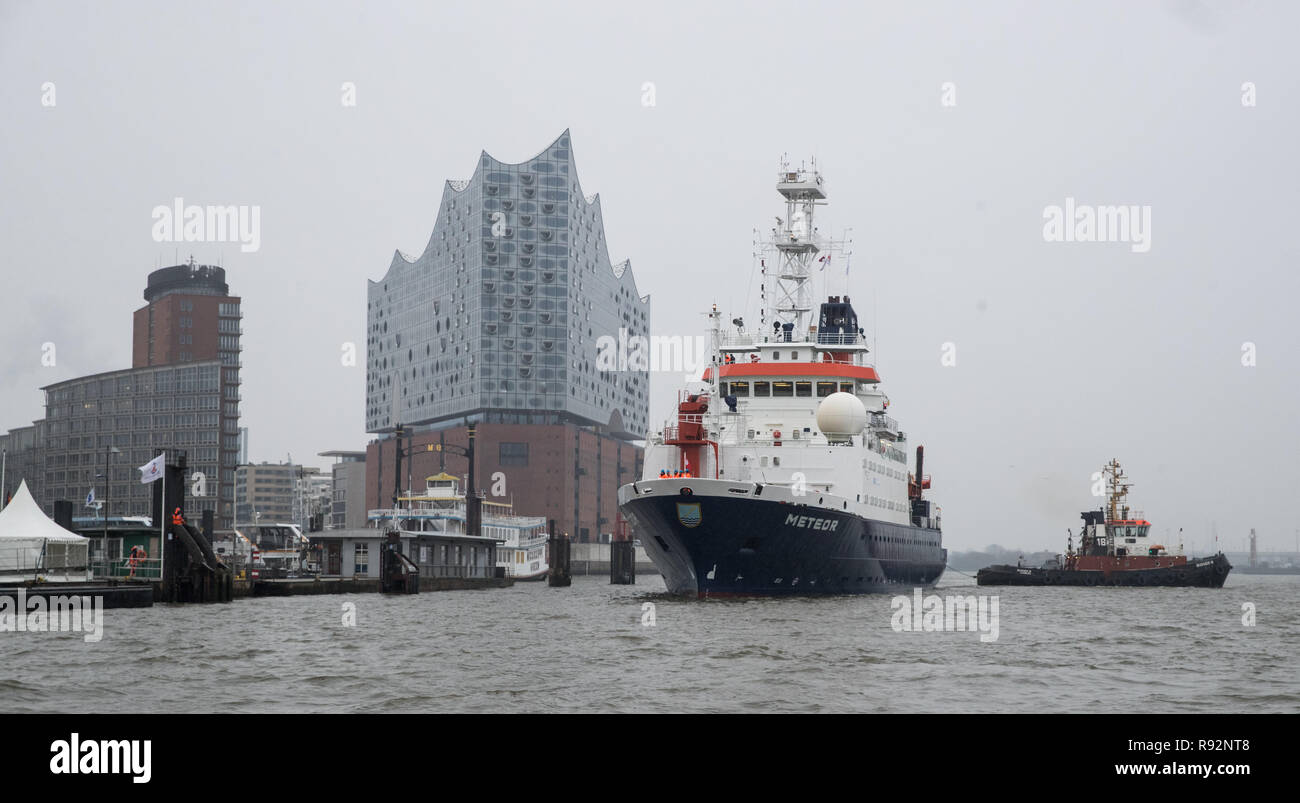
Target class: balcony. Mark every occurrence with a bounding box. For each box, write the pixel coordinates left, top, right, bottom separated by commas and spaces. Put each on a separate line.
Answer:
869, 413, 899, 436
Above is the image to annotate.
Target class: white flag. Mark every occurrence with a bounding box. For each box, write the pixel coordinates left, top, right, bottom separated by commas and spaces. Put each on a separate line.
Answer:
85, 488, 96, 507
138, 453, 166, 484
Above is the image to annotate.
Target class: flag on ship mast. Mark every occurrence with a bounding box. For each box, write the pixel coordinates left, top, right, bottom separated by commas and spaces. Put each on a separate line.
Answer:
85, 487, 96, 508
818, 254, 831, 271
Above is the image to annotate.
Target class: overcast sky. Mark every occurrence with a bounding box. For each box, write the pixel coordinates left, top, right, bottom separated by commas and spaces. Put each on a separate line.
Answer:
2, 0, 1296, 553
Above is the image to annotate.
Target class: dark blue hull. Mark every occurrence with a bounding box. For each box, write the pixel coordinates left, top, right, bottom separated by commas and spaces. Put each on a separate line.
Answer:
620, 488, 946, 597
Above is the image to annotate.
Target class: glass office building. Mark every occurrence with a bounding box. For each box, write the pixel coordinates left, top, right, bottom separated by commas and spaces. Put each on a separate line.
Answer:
39, 361, 229, 528
366, 131, 650, 437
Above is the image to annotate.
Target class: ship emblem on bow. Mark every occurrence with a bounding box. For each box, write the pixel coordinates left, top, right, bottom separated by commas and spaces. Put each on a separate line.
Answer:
676, 502, 702, 528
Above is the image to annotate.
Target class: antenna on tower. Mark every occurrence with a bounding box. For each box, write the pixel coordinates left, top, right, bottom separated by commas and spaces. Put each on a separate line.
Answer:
759, 157, 830, 339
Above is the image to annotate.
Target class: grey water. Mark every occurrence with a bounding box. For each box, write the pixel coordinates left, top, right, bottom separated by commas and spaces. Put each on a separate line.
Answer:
3, 572, 1296, 713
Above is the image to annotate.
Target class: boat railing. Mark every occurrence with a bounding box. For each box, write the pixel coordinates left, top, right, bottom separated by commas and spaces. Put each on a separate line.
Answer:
425, 564, 498, 580
814, 332, 861, 346
869, 412, 899, 432
486, 514, 548, 526
718, 334, 757, 350
662, 413, 708, 442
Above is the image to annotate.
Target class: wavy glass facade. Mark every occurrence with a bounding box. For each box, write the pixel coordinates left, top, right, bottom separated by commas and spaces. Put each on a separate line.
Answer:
366, 131, 649, 438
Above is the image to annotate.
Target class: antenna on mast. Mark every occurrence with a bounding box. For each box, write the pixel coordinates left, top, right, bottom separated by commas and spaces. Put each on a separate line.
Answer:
761, 157, 828, 338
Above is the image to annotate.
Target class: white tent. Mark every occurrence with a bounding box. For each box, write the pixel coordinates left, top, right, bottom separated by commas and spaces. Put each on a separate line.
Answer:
0, 480, 90, 582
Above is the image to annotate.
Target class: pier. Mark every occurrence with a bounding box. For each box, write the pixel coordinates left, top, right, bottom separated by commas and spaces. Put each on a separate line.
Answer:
568, 542, 658, 577
0, 582, 154, 608
250, 575, 512, 597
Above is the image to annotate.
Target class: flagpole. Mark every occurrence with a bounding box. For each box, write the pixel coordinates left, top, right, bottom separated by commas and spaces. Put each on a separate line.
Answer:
159, 455, 166, 583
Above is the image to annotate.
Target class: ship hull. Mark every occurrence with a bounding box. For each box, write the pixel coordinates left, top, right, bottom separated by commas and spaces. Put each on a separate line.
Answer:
976, 553, 1232, 588
618, 479, 946, 597
511, 567, 550, 581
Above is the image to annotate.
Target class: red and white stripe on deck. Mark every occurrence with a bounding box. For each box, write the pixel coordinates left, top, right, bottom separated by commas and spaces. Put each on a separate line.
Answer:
702, 362, 881, 382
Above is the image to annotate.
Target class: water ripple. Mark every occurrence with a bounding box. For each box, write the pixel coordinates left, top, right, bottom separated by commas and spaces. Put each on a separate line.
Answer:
1, 572, 1296, 712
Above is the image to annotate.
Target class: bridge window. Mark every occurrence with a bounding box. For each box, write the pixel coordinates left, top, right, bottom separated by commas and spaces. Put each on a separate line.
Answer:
730, 381, 749, 397
840, 382, 856, 393
753, 381, 770, 397
795, 381, 811, 397
816, 381, 836, 397
772, 381, 793, 397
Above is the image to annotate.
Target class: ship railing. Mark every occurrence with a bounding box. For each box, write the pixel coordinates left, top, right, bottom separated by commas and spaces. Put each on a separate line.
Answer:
662, 414, 707, 442
772, 230, 829, 251
753, 332, 816, 345
720, 332, 857, 350
869, 413, 899, 432
425, 564, 497, 579
866, 439, 908, 463
488, 514, 548, 526
718, 335, 758, 350
814, 332, 861, 346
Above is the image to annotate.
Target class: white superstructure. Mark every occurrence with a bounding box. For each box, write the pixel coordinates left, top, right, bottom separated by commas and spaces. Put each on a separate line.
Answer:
639, 160, 937, 532
368, 473, 549, 580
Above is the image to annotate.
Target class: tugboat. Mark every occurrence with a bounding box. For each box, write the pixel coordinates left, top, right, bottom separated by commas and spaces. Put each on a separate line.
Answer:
977, 459, 1231, 587
616, 159, 947, 597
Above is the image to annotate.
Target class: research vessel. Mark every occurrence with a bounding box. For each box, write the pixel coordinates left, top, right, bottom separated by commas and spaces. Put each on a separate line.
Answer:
617, 160, 947, 596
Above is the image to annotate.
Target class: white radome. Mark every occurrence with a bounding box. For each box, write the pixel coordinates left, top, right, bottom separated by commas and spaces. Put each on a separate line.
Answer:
816, 392, 868, 439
